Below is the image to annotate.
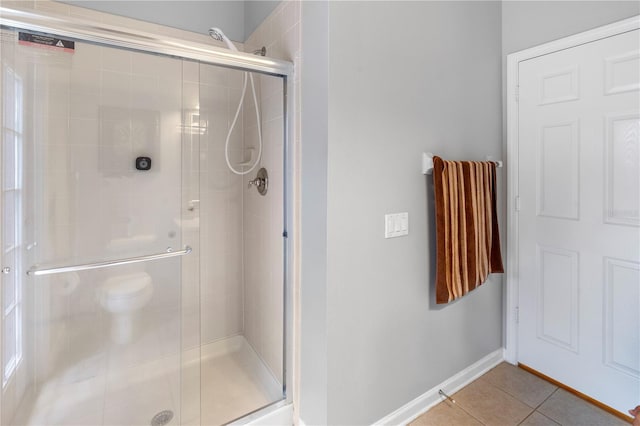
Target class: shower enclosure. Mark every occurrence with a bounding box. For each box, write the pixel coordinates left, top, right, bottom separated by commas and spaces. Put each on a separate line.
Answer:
0, 6, 292, 425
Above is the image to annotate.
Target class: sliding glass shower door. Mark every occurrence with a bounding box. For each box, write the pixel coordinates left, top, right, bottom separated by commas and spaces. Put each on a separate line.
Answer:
1, 12, 288, 425
1, 29, 191, 425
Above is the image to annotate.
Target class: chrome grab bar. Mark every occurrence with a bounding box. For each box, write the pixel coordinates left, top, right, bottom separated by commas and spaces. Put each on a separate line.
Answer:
26, 246, 192, 276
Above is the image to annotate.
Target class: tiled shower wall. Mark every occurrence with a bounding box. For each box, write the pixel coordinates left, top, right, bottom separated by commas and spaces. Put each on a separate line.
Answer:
191, 62, 247, 347
242, 0, 300, 384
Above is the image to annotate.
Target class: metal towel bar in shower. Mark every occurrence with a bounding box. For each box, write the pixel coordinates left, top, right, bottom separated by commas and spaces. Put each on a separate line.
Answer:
26, 246, 192, 276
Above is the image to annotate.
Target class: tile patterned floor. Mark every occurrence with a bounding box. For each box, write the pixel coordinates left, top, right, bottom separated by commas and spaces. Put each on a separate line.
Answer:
410, 363, 631, 426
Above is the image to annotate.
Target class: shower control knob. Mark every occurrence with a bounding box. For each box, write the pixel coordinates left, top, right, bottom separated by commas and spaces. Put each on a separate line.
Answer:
248, 168, 269, 196
2, 267, 10, 274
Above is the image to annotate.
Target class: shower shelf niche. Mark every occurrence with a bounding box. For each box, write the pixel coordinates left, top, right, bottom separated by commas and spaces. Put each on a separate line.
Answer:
237, 148, 256, 167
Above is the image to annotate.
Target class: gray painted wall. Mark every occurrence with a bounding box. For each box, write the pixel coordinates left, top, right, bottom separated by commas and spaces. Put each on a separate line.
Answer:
245, 1, 281, 40
502, 0, 639, 54
58, 0, 244, 40
300, 1, 640, 424
325, 2, 503, 424
58, 0, 280, 42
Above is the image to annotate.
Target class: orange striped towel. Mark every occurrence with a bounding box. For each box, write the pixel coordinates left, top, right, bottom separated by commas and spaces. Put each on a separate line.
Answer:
432, 156, 504, 304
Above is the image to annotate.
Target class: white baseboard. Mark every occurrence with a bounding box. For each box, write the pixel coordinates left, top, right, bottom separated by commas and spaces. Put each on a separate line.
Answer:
374, 349, 504, 426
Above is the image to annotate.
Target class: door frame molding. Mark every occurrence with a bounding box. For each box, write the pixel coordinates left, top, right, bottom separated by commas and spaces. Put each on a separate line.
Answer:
504, 15, 640, 364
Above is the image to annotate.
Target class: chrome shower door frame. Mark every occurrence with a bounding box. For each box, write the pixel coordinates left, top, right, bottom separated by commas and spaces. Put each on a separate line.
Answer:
0, 7, 293, 76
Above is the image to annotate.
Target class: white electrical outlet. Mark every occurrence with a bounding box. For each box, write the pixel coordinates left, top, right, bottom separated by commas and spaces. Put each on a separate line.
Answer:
384, 212, 409, 238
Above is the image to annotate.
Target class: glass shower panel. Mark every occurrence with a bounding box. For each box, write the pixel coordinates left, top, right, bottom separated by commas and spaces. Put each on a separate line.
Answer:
1, 28, 192, 425
197, 63, 285, 424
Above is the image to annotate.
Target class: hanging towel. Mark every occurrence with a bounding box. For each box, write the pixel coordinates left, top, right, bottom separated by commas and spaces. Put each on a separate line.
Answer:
432, 156, 504, 304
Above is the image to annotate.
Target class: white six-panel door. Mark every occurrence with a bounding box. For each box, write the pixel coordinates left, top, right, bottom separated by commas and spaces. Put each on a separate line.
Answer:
517, 29, 640, 415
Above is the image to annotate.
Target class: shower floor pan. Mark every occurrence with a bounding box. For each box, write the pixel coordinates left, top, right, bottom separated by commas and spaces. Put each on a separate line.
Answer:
187, 335, 283, 426
15, 334, 281, 426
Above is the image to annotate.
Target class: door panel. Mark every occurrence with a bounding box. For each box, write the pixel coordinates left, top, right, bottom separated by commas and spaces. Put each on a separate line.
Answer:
1, 29, 189, 425
518, 29, 640, 415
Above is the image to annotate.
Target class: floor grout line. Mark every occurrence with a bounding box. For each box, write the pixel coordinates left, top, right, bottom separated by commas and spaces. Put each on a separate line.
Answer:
535, 386, 559, 410
455, 378, 492, 424
505, 370, 561, 426
454, 377, 535, 426
446, 398, 488, 425
532, 387, 563, 425
483, 365, 562, 425
534, 409, 562, 426
476, 369, 562, 426
517, 410, 536, 426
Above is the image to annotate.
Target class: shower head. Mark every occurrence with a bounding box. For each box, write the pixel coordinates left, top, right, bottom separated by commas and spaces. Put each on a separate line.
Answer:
208, 28, 224, 42
208, 27, 238, 51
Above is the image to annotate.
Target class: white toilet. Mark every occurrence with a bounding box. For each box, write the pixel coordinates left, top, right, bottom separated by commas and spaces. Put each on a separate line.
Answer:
98, 235, 157, 344
98, 271, 153, 344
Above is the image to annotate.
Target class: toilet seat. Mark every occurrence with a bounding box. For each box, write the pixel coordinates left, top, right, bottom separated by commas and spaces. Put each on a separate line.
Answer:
100, 272, 152, 300
97, 272, 153, 315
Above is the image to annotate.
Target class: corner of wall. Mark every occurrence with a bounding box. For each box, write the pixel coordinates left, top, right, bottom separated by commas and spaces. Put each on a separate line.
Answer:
298, 1, 329, 424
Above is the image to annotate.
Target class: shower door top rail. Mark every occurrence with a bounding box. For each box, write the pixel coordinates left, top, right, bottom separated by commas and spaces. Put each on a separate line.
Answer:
26, 246, 192, 276
0, 7, 293, 76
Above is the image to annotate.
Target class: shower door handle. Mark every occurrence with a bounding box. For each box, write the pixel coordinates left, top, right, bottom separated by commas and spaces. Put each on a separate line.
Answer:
26, 246, 192, 276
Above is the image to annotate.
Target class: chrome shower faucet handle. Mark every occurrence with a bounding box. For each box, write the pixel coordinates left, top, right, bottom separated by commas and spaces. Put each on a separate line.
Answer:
248, 177, 264, 187
247, 168, 269, 196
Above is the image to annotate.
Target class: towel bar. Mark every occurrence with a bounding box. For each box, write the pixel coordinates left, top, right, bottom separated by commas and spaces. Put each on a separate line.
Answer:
422, 152, 503, 175
26, 246, 192, 276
